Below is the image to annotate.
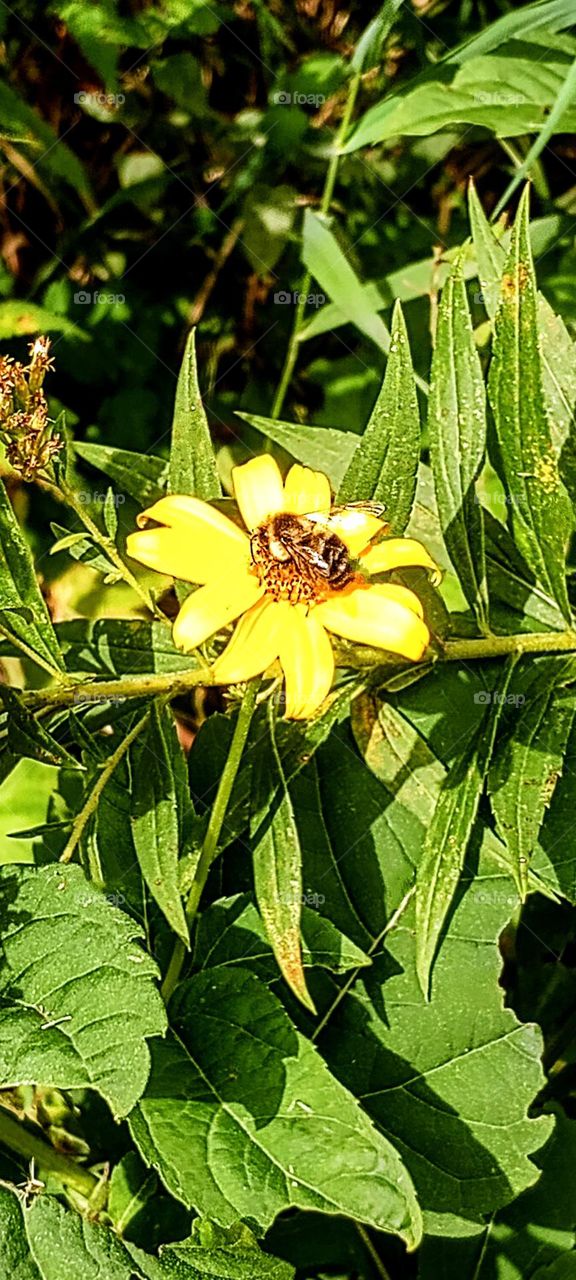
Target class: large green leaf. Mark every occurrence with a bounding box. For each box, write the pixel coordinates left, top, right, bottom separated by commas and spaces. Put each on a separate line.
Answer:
487, 188, 573, 618
344, 39, 576, 151
129, 704, 191, 946
130, 968, 422, 1248
301, 210, 390, 353
251, 711, 313, 1011
0, 480, 64, 674
169, 329, 221, 500
417, 1112, 576, 1278
427, 253, 488, 629
54, 618, 193, 676
0, 82, 92, 201
532, 719, 576, 903
337, 301, 420, 531
488, 659, 576, 898
0, 864, 166, 1118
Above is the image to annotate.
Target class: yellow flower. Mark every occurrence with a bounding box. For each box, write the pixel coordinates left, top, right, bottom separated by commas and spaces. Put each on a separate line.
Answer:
126, 456, 439, 719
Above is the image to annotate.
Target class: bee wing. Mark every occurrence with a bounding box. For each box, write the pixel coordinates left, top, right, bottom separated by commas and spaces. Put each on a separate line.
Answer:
289, 539, 334, 577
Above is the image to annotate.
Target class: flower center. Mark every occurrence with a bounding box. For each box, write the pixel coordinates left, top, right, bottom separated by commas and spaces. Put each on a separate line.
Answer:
250, 511, 355, 604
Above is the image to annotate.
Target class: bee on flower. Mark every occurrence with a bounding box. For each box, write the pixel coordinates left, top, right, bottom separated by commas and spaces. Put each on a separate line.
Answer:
126, 455, 439, 718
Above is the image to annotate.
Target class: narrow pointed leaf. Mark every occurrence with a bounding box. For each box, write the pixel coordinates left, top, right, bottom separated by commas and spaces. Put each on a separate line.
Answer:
301, 209, 390, 353
488, 660, 576, 899
251, 711, 313, 1011
169, 328, 221, 500
239, 413, 357, 489
337, 301, 420, 531
415, 657, 516, 997
428, 252, 488, 627
487, 187, 573, 617
74, 441, 168, 505
0, 480, 63, 672
130, 704, 190, 946
130, 967, 422, 1248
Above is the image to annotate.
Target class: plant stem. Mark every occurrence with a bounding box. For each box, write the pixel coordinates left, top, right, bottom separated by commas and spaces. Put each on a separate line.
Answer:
46, 476, 166, 622
270, 72, 361, 421
440, 631, 576, 661
59, 708, 152, 867
161, 679, 260, 1003
0, 1106, 98, 1198
24, 666, 210, 711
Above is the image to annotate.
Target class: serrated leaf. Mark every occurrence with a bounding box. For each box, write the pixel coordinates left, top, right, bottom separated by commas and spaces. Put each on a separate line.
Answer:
130, 967, 422, 1247
0, 685, 77, 769
251, 712, 313, 1011
0, 480, 64, 673
415, 656, 516, 996
336, 301, 420, 531
428, 252, 488, 628
0, 1188, 39, 1280
301, 209, 390, 353
50, 522, 115, 577
194, 894, 371, 978
238, 414, 357, 490
169, 329, 221, 500
129, 704, 190, 946
487, 187, 573, 618
489, 660, 576, 898
484, 509, 566, 634
74, 442, 168, 505
0, 864, 166, 1118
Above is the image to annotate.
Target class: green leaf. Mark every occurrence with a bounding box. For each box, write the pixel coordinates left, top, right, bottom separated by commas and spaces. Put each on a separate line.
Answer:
0, 1188, 39, 1280
251, 711, 313, 1011
427, 252, 488, 629
129, 704, 190, 946
238, 414, 357, 489
130, 967, 422, 1248
418, 1111, 576, 1278
54, 618, 194, 676
343, 41, 576, 151
0, 480, 64, 673
169, 329, 221, 500
493, 56, 576, 217
487, 186, 573, 620
415, 656, 516, 997
194, 894, 371, 978
241, 184, 296, 274
336, 301, 420, 531
0, 301, 88, 342
0, 864, 166, 1118
74, 442, 169, 506
488, 660, 576, 899
0, 686, 78, 769
108, 1151, 159, 1239
301, 210, 390, 352
0, 81, 93, 202
50, 522, 117, 579
484, 510, 566, 634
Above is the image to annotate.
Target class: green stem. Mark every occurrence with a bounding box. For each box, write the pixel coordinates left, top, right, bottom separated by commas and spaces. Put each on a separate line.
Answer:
47, 477, 166, 622
270, 72, 361, 421
21, 629, 576, 717
161, 679, 260, 1003
60, 708, 152, 867
0, 1106, 98, 1198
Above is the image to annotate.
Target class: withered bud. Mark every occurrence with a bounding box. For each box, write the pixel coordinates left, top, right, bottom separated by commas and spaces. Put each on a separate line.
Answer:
0, 335, 63, 479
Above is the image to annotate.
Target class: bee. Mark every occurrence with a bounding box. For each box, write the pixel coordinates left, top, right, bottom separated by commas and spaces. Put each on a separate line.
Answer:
250, 501, 386, 596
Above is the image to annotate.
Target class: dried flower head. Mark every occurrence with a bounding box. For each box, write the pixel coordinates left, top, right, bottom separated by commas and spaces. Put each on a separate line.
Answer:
0, 337, 62, 480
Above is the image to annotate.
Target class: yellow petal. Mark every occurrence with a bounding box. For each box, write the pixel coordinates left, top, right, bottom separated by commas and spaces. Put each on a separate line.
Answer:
372, 582, 425, 619
232, 456, 285, 531
278, 605, 335, 719
315, 583, 430, 660
172, 572, 264, 652
325, 509, 386, 556
127, 496, 249, 583
283, 464, 331, 516
212, 598, 282, 683
361, 537, 441, 584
